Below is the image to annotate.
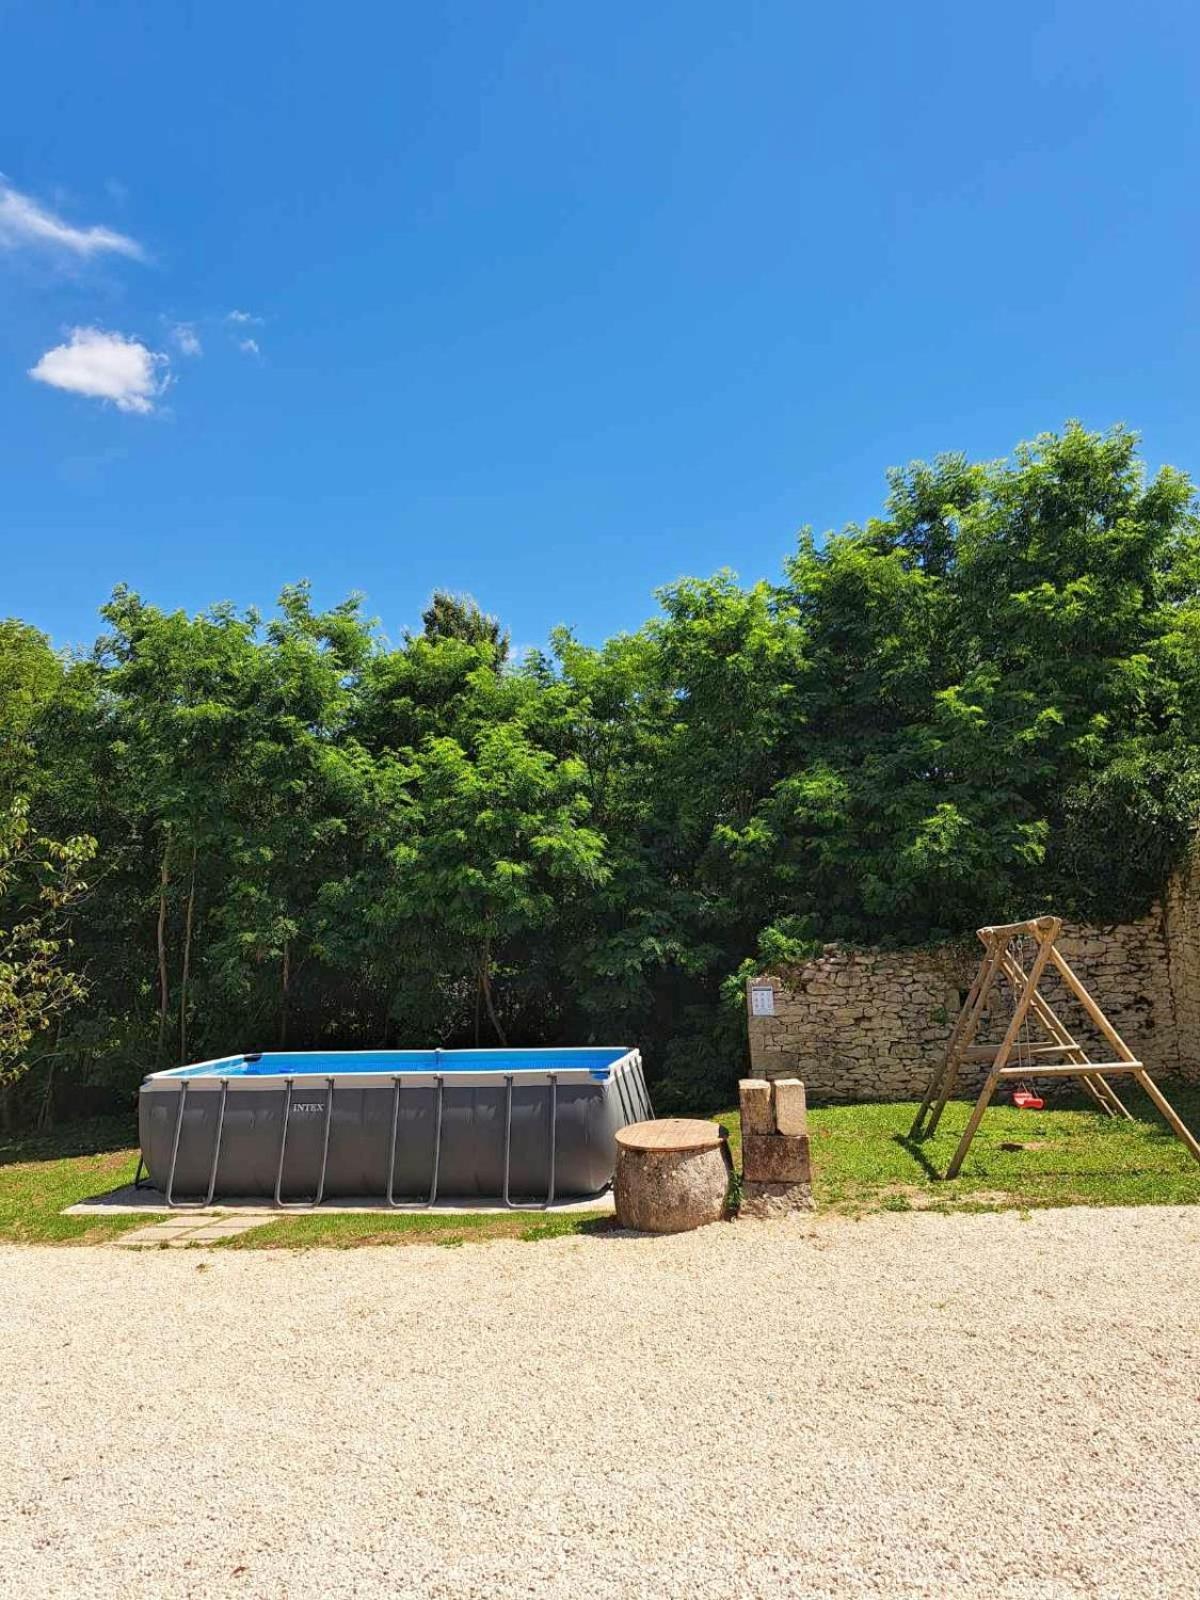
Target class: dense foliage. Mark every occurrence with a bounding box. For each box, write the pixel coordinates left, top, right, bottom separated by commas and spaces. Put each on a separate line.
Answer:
0, 800, 93, 1112
4, 424, 1200, 1123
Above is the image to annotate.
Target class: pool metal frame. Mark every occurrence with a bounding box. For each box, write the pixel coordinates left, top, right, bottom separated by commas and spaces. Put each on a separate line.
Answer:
141, 1048, 654, 1211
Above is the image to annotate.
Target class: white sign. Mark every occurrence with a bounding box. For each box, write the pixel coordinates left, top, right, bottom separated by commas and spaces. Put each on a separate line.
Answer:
750, 984, 776, 1017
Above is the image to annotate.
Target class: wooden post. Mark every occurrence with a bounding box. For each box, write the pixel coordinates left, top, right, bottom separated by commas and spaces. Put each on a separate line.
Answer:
1048, 946, 1138, 1061
1133, 1071, 1200, 1166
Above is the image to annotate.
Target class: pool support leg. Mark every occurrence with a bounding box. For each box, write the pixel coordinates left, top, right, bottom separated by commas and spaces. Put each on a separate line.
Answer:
502, 1073, 558, 1210
614, 1054, 653, 1125
165, 1078, 231, 1209
273, 1076, 336, 1209
634, 1055, 655, 1120
613, 1064, 635, 1125
385, 1074, 445, 1208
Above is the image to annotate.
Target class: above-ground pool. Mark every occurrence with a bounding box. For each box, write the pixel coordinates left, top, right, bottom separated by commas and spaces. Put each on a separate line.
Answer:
138, 1048, 653, 1210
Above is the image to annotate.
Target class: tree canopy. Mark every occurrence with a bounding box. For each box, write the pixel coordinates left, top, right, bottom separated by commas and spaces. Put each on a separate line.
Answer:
4, 423, 1200, 1122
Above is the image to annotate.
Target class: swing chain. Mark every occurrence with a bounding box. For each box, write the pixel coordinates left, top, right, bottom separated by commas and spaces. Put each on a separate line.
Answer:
1012, 932, 1041, 1109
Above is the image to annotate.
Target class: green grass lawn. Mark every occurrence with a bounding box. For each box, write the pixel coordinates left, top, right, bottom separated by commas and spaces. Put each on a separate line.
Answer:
0, 1117, 147, 1244
717, 1081, 1200, 1214
3, 1083, 1200, 1246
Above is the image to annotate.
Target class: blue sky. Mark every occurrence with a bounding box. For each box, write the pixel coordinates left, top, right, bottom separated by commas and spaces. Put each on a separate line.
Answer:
3, 0, 1197, 653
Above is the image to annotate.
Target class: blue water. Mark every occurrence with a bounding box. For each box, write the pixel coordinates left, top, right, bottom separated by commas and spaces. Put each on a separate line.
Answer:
161, 1047, 632, 1080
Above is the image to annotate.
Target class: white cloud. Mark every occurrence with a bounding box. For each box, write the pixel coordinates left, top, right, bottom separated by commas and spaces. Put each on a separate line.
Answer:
29, 327, 169, 414
237, 337, 261, 357
0, 178, 144, 260
226, 308, 263, 325
170, 321, 202, 356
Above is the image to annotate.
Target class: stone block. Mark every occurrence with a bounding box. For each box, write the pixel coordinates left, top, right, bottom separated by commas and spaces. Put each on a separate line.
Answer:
739, 1179, 814, 1219
739, 1078, 775, 1135
773, 1078, 807, 1137
743, 1132, 811, 1185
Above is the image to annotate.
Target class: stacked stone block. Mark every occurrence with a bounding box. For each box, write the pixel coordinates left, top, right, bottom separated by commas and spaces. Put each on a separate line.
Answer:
738, 1077, 814, 1218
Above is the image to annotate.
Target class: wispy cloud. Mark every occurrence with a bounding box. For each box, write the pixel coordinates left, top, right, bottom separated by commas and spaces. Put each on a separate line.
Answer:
236, 337, 261, 357
0, 178, 144, 261
29, 327, 169, 414
170, 321, 202, 357
226, 308, 263, 325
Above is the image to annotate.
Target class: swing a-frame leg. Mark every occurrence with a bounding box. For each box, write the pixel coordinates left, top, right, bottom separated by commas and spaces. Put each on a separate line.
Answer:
941, 918, 1060, 1179
909, 931, 1010, 1140
911, 915, 1200, 1179
995, 947, 1133, 1122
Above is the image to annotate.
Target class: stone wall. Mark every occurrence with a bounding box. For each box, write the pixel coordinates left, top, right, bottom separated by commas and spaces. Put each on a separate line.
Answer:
1164, 852, 1200, 1073
746, 858, 1200, 1100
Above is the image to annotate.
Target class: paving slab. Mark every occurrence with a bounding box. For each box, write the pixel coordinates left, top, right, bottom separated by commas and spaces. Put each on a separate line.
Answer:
114, 1215, 270, 1248
176, 1218, 270, 1244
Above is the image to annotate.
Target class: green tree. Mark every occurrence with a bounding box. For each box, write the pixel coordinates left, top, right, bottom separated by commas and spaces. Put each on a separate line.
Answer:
0, 621, 63, 801
5, 420, 1200, 1128
394, 723, 607, 1043
0, 801, 95, 1123
745, 423, 1200, 940
418, 590, 509, 667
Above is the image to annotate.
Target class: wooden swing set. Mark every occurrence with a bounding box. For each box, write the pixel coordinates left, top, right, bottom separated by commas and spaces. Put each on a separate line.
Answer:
910, 915, 1200, 1179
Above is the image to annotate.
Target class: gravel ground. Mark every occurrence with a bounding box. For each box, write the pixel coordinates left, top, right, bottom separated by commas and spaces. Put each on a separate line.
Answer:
4, 1207, 1199, 1600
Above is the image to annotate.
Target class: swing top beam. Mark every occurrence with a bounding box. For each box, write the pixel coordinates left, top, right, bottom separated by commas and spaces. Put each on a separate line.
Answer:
976, 916, 1060, 939
909, 914, 1200, 1177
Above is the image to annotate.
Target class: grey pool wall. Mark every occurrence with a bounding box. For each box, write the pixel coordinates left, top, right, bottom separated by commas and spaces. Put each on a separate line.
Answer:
138, 1048, 653, 1209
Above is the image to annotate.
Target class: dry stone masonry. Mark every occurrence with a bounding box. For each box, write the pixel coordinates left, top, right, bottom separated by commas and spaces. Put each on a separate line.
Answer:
747, 855, 1200, 1101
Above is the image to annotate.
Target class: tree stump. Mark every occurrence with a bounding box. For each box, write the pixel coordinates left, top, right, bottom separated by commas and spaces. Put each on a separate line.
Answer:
613, 1119, 731, 1233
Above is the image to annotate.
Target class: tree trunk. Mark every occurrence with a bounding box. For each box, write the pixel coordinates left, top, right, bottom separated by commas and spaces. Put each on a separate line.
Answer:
155, 836, 171, 1067
36, 1019, 63, 1131
473, 970, 482, 1047
36, 1057, 56, 1132
178, 845, 197, 1063
381, 978, 401, 1046
479, 950, 507, 1046
280, 938, 290, 1046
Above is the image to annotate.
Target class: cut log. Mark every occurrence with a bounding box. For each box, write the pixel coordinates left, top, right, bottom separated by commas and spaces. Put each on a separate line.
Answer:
614, 1119, 731, 1233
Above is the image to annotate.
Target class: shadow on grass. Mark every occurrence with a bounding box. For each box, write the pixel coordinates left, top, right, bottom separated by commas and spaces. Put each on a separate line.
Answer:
214, 1207, 620, 1251
892, 1133, 946, 1182
0, 1114, 136, 1169
517, 1214, 618, 1242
